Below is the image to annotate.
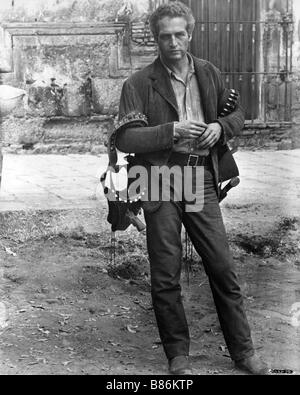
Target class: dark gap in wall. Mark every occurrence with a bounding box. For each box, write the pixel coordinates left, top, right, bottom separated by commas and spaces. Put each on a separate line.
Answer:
22, 143, 35, 150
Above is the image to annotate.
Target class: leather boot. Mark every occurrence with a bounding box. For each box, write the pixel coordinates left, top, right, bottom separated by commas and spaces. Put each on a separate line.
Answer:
235, 355, 269, 375
169, 356, 192, 375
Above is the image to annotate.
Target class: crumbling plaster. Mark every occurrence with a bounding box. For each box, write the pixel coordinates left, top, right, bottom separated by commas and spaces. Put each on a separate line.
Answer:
0, 0, 155, 151
1, 0, 300, 152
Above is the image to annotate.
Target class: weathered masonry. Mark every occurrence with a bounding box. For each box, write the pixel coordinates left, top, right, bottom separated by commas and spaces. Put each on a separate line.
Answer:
0, 0, 300, 153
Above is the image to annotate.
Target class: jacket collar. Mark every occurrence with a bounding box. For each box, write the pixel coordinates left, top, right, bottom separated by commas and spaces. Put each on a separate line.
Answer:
149, 55, 213, 122
149, 57, 179, 115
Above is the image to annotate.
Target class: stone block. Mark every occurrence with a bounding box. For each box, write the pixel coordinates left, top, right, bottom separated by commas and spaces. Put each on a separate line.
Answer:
264, 142, 280, 150
258, 129, 272, 136
27, 81, 62, 117
61, 81, 91, 117
2, 115, 113, 149
277, 139, 293, 150
91, 145, 107, 155
0, 0, 124, 23
2, 117, 45, 145
10, 34, 116, 91
241, 129, 256, 136
91, 78, 125, 115
42, 118, 113, 145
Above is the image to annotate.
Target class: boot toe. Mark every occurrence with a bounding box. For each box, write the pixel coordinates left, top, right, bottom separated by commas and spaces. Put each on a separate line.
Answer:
169, 356, 192, 375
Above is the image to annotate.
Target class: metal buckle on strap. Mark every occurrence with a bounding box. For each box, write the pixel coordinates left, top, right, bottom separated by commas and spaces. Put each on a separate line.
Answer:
187, 154, 199, 167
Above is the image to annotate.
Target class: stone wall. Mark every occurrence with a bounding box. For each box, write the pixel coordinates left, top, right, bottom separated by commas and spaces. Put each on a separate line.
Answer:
0, 0, 158, 154
0, 0, 123, 23
233, 125, 300, 151
0, 0, 300, 153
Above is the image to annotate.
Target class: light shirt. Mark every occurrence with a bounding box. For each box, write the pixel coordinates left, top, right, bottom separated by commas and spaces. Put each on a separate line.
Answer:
161, 54, 209, 156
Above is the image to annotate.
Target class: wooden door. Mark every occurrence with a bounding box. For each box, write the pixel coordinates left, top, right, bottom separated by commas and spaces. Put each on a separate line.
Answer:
182, 0, 261, 120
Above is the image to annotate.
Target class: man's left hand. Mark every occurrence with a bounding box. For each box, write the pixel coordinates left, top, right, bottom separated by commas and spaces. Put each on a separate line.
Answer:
195, 122, 223, 149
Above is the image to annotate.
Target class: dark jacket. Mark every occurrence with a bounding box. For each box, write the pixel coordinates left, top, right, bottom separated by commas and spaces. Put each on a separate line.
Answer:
115, 55, 244, 194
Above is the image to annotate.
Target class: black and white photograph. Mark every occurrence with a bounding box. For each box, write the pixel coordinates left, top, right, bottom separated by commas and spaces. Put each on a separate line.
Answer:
0, 0, 299, 378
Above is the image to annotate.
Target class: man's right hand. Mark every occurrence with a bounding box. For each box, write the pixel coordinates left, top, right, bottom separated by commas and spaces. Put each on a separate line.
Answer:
174, 120, 208, 140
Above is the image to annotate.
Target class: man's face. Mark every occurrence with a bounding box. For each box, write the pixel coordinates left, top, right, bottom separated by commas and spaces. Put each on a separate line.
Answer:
157, 17, 191, 62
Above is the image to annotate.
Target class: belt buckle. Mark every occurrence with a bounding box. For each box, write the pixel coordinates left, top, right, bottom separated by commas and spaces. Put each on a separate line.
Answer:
187, 154, 199, 167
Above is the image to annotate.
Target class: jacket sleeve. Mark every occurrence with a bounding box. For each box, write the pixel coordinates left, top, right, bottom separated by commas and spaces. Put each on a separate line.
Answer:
211, 65, 245, 144
115, 79, 174, 154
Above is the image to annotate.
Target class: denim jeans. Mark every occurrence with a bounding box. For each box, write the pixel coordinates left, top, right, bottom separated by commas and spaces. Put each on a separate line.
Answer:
144, 163, 254, 361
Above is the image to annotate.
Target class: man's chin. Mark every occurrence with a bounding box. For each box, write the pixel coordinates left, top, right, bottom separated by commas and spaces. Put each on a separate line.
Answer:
166, 52, 184, 60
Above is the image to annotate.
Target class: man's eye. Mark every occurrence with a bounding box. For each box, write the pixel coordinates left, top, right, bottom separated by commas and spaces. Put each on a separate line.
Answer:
159, 32, 187, 41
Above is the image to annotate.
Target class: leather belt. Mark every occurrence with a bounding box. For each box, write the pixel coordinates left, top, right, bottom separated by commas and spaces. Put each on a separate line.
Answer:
169, 152, 210, 167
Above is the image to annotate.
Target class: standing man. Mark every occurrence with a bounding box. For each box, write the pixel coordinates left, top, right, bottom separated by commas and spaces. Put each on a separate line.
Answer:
115, 1, 268, 375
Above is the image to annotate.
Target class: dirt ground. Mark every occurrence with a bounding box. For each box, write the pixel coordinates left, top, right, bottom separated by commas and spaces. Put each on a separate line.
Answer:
0, 205, 299, 375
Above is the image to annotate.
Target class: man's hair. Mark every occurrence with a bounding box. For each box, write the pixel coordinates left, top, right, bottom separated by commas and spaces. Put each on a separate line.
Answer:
149, 1, 195, 41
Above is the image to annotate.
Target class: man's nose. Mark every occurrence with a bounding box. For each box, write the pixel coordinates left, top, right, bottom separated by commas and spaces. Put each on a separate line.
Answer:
169, 35, 177, 47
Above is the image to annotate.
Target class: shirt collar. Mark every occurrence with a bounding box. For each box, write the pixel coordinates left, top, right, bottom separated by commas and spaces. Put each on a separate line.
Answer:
160, 53, 195, 79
